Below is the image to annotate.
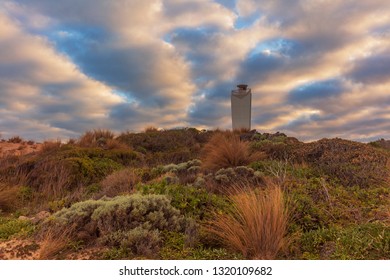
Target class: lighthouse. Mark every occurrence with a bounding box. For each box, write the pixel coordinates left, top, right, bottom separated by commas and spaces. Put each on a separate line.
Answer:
231, 84, 252, 131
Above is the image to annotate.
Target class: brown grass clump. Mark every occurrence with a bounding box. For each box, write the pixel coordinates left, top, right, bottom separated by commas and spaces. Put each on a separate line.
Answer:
201, 131, 264, 171
0, 186, 20, 212
97, 168, 140, 198
38, 227, 74, 260
105, 139, 130, 150
8, 136, 23, 144
144, 126, 159, 132
78, 129, 115, 148
206, 184, 289, 259
40, 140, 62, 154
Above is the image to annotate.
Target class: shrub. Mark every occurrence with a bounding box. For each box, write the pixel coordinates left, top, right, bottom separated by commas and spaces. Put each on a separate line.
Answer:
101, 227, 161, 258
8, 136, 23, 143
137, 182, 229, 220
205, 185, 289, 259
201, 132, 264, 172
299, 223, 390, 259
294, 138, 389, 188
0, 217, 35, 240
202, 166, 263, 194
118, 128, 212, 165
49, 194, 188, 242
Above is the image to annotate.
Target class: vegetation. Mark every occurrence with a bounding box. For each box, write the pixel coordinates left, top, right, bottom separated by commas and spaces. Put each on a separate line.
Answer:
201, 131, 264, 171
206, 185, 289, 259
0, 128, 389, 260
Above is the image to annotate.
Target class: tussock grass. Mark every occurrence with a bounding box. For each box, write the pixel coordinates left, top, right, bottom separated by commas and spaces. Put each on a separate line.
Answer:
78, 129, 115, 148
38, 227, 74, 260
97, 168, 140, 198
40, 140, 62, 154
201, 131, 264, 171
0, 186, 20, 212
206, 184, 289, 259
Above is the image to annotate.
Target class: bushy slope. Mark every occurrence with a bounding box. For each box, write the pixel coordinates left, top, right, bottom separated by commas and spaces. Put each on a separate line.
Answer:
0, 128, 389, 260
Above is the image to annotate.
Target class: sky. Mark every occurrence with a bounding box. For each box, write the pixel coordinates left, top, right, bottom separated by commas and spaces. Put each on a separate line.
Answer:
0, 0, 389, 142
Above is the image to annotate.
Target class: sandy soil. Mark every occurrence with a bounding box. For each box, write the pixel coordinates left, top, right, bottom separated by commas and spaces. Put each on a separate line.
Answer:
0, 142, 42, 157
0, 239, 40, 260
0, 238, 105, 260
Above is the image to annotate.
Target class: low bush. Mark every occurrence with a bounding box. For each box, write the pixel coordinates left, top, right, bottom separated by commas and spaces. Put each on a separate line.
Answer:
299, 223, 390, 259
101, 227, 161, 258
0, 217, 35, 240
118, 128, 212, 165
49, 194, 188, 242
295, 138, 389, 188
8, 136, 23, 144
137, 182, 229, 220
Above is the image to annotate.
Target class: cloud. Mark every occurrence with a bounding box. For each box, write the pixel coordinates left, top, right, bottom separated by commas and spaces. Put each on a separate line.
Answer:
347, 51, 390, 84
0, 11, 122, 140
1, 0, 390, 141
288, 78, 346, 104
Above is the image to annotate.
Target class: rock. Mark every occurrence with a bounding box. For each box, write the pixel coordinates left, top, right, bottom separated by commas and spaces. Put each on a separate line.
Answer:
18, 216, 30, 222
31, 211, 50, 224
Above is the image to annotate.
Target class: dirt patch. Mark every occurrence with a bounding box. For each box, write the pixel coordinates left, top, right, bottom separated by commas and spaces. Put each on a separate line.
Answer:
0, 238, 105, 260
0, 142, 42, 158
0, 239, 40, 260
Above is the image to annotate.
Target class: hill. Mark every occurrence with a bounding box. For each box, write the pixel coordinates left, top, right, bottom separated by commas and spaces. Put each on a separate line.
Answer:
0, 129, 389, 260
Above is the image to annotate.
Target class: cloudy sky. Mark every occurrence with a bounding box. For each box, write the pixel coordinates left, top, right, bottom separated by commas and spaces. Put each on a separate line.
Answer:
0, 0, 389, 142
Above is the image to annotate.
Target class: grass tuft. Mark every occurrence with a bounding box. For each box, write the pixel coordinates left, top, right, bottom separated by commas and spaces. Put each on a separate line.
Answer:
206, 184, 289, 259
201, 131, 264, 171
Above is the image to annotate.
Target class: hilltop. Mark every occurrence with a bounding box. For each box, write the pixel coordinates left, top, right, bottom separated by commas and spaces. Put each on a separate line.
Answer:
0, 128, 389, 260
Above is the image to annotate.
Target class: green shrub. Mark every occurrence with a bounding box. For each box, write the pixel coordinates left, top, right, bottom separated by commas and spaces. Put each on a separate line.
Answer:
101, 227, 161, 258
19, 186, 33, 201
285, 178, 390, 231
49, 194, 188, 241
0, 217, 35, 240
65, 157, 122, 186
159, 231, 242, 260
295, 138, 389, 188
299, 223, 390, 259
118, 128, 211, 165
137, 182, 229, 220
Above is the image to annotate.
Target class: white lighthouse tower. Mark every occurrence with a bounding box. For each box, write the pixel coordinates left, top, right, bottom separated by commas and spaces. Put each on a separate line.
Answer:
231, 84, 252, 131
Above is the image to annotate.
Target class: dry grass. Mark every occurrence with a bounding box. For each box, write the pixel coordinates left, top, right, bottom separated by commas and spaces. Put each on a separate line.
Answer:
8, 136, 23, 144
206, 184, 289, 259
97, 168, 140, 198
78, 129, 115, 148
28, 159, 74, 199
38, 227, 74, 260
0, 186, 20, 212
105, 139, 130, 150
40, 140, 62, 154
144, 126, 159, 132
201, 131, 264, 171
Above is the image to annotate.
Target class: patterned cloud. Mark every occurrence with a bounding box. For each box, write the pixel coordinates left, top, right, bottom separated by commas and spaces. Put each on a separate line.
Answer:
0, 0, 389, 141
